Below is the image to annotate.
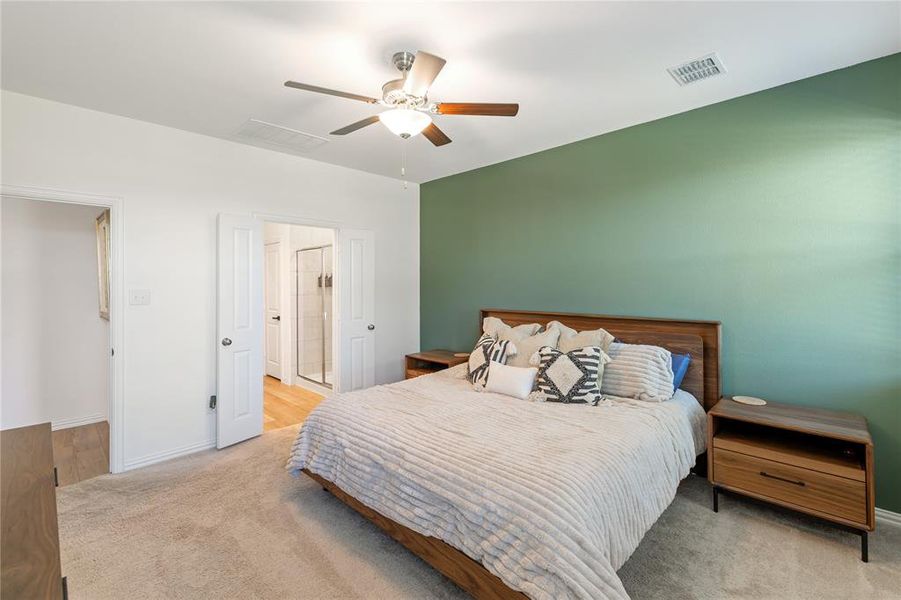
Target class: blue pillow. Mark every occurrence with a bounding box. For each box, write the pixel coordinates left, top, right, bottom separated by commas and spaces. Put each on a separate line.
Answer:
672, 354, 691, 390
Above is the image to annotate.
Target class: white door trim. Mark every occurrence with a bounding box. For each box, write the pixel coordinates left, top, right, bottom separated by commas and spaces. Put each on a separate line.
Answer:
0, 183, 126, 473
252, 212, 341, 230
252, 212, 340, 391
278, 233, 293, 387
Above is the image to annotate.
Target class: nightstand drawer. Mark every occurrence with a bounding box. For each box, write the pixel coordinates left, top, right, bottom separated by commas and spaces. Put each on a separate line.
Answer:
714, 448, 866, 524
405, 368, 437, 379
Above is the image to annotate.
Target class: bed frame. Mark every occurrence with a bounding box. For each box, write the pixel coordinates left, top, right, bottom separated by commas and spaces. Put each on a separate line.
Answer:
303, 309, 722, 599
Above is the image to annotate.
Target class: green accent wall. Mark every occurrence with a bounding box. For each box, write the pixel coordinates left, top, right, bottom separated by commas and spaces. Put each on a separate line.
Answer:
421, 54, 901, 511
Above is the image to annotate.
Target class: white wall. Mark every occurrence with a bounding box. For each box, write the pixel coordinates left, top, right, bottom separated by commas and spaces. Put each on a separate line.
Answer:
1, 91, 420, 469
1, 197, 110, 429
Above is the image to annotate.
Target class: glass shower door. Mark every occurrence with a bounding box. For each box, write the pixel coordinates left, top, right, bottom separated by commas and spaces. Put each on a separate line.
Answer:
296, 246, 333, 388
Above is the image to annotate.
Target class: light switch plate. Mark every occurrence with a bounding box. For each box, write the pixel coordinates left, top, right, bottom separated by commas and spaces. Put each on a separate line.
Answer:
129, 289, 151, 306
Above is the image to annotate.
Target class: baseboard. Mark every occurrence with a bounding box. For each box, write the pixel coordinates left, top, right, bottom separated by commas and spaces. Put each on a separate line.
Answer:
52, 413, 107, 431
294, 377, 333, 397
123, 439, 216, 471
876, 507, 901, 528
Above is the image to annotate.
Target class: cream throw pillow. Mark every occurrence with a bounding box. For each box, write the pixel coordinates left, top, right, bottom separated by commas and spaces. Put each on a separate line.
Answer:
547, 320, 615, 353
500, 327, 560, 368
482, 317, 541, 339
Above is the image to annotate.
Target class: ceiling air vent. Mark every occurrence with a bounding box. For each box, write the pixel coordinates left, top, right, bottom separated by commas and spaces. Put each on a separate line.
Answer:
667, 53, 726, 86
233, 119, 328, 154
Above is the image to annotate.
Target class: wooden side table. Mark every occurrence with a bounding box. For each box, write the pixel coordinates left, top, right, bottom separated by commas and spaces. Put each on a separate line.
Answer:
405, 350, 468, 379
708, 397, 874, 561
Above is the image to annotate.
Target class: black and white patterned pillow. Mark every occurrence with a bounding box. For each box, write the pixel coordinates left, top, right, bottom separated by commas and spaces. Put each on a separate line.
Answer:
532, 346, 607, 404
468, 333, 516, 386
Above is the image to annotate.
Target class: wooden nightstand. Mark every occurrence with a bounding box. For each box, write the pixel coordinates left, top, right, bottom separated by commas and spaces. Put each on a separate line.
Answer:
405, 350, 467, 379
708, 398, 874, 561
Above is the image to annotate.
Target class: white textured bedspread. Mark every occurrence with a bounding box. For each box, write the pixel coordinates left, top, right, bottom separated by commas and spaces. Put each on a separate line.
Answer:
287, 365, 703, 600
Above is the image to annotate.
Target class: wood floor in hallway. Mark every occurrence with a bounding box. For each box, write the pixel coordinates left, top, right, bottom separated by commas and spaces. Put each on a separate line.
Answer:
52, 421, 110, 487
264, 376, 325, 432
49, 381, 320, 486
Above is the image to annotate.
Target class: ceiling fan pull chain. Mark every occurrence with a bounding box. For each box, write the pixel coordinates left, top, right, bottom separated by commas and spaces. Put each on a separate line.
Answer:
402, 141, 408, 190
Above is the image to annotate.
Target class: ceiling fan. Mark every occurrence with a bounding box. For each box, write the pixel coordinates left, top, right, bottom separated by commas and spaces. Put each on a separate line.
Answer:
284, 50, 519, 147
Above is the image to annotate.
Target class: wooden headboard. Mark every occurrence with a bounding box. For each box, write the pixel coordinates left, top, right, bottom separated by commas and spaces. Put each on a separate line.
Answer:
481, 309, 722, 411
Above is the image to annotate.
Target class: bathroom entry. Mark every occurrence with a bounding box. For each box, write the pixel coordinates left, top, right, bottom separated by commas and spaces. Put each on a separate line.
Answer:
261, 222, 332, 432
218, 216, 375, 445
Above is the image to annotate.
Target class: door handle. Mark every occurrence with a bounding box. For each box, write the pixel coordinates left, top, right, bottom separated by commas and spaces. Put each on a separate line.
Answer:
273, 315, 281, 321
221, 338, 232, 347
367, 324, 375, 331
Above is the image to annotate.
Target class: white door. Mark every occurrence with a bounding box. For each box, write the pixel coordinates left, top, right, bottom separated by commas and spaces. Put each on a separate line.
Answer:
217, 214, 264, 449
264, 242, 281, 379
337, 229, 375, 391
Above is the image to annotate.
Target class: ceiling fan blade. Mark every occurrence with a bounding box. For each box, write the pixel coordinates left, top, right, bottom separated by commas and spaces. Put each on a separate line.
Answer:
403, 51, 446, 98
330, 115, 381, 136
436, 103, 519, 117
284, 81, 378, 104
422, 122, 452, 147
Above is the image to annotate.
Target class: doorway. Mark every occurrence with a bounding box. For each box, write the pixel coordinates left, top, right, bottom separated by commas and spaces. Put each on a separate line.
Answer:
261, 221, 334, 432
216, 214, 375, 449
0, 185, 123, 476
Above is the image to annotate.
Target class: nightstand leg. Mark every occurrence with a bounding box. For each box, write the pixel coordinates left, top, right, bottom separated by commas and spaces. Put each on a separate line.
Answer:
861, 531, 868, 563
712, 487, 719, 513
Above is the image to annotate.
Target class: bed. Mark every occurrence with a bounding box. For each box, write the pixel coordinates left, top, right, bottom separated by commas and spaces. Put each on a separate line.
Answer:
287, 309, 722, 599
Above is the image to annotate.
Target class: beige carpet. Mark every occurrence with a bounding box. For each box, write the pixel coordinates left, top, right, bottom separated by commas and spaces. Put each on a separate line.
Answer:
58, 426, 901, 600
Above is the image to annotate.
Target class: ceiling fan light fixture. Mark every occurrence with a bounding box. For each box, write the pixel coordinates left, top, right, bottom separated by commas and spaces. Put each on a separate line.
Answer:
379, 108, 431, 139
285, 50, 518, 148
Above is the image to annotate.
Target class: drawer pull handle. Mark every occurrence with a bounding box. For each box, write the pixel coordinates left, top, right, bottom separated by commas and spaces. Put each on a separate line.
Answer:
760, 471, 805, 487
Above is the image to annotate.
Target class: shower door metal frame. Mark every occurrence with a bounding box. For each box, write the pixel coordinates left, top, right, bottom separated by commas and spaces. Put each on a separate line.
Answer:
295, 244, 333, 389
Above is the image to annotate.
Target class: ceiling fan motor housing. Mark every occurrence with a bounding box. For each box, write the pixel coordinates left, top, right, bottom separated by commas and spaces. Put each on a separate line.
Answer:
392, 51, 415, 73
381, 79, 408, 105
383, 52, 428, 108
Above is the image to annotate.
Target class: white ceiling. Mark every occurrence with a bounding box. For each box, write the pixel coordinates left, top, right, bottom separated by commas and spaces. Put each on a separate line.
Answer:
2, 2, 899, 183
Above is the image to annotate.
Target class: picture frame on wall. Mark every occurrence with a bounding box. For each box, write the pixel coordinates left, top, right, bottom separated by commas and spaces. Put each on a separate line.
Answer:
96, 209, 111, 320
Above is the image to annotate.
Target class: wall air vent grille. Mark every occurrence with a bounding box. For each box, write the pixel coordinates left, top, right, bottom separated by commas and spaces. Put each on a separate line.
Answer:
668, 53, 727, 86
233, 119, 328, 154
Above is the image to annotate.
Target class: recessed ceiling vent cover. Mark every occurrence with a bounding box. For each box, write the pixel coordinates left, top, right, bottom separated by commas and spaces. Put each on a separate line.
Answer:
233, 119, 328, 154
668, 53, 727, 86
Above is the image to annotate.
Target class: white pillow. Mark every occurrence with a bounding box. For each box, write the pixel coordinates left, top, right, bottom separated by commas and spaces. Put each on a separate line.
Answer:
547, 320, 615, 353
601, 342, 675, 402
483, 361, 538, 400
482, 317, 541, 339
